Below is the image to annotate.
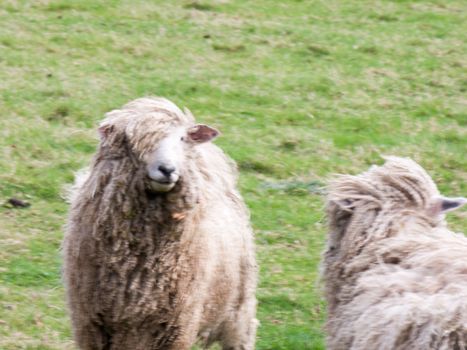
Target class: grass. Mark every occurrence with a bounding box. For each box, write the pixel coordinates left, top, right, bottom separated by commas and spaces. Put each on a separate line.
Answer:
0, 0, 466, 349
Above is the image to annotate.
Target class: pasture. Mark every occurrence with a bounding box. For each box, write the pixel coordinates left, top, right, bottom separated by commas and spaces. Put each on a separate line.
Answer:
0, 1, 466, 349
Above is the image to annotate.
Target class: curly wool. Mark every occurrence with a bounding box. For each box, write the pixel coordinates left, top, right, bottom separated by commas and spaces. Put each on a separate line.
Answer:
323, 157, 467, 350
63, 97, 257, 350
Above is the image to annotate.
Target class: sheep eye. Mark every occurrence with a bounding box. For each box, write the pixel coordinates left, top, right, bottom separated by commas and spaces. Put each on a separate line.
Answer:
180, 136, 185, 141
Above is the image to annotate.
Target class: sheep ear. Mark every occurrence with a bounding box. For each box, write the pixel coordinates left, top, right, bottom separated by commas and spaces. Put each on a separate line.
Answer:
440, 197, 467, 213
187, 124, 220, 143
98, 124, 113, 141
429, 196, 467, 215
331, 199, 354, 212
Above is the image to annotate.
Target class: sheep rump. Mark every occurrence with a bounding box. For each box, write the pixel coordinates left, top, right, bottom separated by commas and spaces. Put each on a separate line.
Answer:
323, 156, 467, 350
63, 97, 257, 350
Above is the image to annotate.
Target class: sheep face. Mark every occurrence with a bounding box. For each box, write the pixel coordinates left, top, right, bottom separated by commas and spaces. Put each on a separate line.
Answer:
144, 124, 219, 193
326, 157, 466, 257
98, 98, 219, 193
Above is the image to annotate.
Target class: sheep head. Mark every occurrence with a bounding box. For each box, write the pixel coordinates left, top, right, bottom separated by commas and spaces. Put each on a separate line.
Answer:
143, 124, 219, 192
97, 97, 219, 193
326, 157, 466, 258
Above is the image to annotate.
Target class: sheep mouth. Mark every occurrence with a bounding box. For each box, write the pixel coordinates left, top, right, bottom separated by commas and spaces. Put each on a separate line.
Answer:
147, 179, 178, 193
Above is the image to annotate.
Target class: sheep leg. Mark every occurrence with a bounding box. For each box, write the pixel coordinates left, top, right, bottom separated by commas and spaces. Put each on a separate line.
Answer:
72, 320, 112, 350
162, 306, 204, 350
163, 330, 199, 350
220, 320, 257, 350
219, 301, 258, 350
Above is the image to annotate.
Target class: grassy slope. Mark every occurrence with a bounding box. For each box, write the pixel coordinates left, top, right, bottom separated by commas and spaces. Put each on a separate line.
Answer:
0, 0, 466, 349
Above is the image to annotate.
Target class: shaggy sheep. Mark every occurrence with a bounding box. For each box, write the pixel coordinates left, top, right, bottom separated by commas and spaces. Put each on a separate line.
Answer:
63, 97, 257, 350
323, 156, 467, 350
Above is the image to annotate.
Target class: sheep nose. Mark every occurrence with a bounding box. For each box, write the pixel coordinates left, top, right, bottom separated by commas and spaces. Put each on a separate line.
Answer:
158, 165, 176, 177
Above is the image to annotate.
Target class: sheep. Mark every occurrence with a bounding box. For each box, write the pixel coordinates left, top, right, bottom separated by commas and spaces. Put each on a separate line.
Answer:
63, 97, 258, 350
322, 156, 467, 350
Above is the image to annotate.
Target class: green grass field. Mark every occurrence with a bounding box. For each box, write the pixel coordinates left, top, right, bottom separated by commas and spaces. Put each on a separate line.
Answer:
0, 1, 466, 349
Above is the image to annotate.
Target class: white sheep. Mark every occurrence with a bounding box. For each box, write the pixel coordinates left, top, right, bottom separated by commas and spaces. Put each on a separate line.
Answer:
63, 97, 258, 350
323, 156, 467, 350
